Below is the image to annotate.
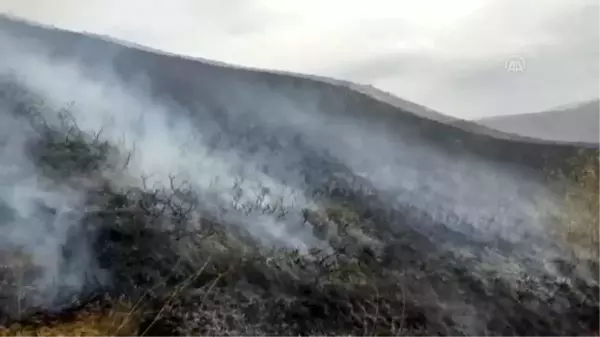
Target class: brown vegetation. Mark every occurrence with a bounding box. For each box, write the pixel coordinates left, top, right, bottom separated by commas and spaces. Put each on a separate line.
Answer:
547, 149, 599, 260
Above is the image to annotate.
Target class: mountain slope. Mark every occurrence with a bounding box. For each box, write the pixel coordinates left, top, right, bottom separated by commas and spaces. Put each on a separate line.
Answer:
0, 14, 597, 170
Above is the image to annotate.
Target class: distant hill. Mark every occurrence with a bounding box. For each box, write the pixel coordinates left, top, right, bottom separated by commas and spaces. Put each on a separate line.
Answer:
476, 100, 600, 143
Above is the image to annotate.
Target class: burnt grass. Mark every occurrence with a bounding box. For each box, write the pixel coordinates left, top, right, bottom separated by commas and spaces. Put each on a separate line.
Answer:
0, 97, 598, 335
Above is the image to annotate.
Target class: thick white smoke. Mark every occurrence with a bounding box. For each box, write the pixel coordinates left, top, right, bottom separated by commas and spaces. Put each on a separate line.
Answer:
0, 31, 331, 310
0, 103, 98, 311
0, 31, 324, 252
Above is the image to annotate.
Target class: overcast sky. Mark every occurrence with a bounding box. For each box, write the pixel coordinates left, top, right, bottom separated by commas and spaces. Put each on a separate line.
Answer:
0, 0, 598, 119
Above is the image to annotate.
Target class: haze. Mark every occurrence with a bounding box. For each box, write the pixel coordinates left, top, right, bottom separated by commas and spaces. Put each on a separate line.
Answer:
1, 0, 598, 119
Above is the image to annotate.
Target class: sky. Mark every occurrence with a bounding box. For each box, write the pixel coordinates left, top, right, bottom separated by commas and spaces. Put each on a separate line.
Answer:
0, 0, 598, 119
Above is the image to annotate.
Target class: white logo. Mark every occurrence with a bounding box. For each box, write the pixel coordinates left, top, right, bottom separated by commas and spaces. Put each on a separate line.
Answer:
505, 56, 526, 72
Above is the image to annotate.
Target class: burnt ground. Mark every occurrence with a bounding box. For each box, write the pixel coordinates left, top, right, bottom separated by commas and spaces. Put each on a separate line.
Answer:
0, 95, 597, 336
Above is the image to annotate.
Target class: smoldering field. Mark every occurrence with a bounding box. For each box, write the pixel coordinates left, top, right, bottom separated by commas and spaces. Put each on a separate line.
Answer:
0, 27, 598, 336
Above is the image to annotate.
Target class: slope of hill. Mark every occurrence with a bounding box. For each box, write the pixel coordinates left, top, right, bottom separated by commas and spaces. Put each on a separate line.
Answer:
0, 14, 598, 336
477, 100, 600, 143
0, 14, 597, 156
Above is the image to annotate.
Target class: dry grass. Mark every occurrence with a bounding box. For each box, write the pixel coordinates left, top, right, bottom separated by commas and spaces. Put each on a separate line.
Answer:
0, 301, 141, 336
551, 150, 600, 259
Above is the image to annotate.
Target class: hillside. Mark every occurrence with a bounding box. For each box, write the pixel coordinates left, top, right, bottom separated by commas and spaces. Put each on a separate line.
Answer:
0, 14, 598, 336
477, 100, 600, 143
0, 14, 597, 167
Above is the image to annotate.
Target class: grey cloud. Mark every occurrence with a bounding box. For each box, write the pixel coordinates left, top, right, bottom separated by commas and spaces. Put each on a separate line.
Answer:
324, 1, 599, 118
0, 0, 598, 119
439, 1, 599, 117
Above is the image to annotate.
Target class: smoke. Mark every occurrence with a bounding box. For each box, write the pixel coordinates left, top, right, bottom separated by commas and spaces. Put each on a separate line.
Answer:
0, 101, 99, 312
0, 30, 330, 311
216, 77, 575, 286
0, 21, 583, 322
0, 29, 323, 243
211, 70, 565, 245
